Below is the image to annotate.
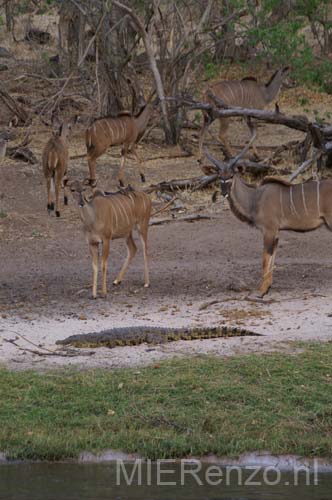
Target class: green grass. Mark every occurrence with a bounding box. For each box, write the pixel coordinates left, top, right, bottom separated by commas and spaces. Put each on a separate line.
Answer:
1, 344, 332, 461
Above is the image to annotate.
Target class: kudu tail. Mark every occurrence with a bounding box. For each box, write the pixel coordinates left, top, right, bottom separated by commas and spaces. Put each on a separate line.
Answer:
85, 127, 94, 151
44, 150, 58, 178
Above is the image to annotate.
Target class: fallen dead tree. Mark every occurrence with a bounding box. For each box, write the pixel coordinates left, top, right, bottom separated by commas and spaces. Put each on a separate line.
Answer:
150, 214, 216, 226
6, 133, 37, 163
0, 86, 31, 126
7, 147, 36, 163
181, 95, 332, 170
145, 159, 276, 194
145, 174, 218, 193
143, 98, 332, 196
203, 92, 310, 132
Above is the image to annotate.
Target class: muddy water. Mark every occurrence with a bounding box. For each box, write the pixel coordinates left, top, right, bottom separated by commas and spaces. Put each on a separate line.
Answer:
0, 463, 331, 500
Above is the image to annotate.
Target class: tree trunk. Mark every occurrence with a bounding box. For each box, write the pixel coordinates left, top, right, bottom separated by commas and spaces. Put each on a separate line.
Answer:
112, 0, 174, 143
5, 0, 13, 32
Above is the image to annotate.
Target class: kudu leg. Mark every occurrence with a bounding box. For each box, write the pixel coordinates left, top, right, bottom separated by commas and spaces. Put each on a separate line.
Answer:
198, 113, 212, 162
257, 233, 279, 297
246, 119, 259, 159
63, 174, 69, 206
113, 233, 137, 285
46, 176, 54, 213
87, 154, 98, 186
89, 242, 99, 299
131, 145, 145, 183
54, 172, 62, 217
138, 223, 150, 288
118, 150, 127, 187
101, 238, 110, 298
218, 118, 234, 159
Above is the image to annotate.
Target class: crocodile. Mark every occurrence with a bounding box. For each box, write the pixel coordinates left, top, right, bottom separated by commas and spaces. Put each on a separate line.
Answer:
57, 325, 260, 349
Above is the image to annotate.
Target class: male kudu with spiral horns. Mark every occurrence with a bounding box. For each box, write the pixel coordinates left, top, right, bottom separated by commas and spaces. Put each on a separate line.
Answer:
203, 120, 332, 298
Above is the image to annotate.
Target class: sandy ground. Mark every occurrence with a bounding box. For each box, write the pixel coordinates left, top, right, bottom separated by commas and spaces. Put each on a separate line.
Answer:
1, 77, 332, 371
1, 154, 332, 371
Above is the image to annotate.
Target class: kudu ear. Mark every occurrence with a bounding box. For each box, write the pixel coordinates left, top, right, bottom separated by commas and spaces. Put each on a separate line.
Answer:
67, 179, 83, 194
212, 190, 219, 203
201, 164, 217, 175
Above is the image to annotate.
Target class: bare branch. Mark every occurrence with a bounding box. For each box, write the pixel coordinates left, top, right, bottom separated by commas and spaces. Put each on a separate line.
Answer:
178, 95, 307, 132
288, 151, 322, 182
68, 0, 87, 16
113, 0, 173, 142
150, 214, 216, 226
39, 10, 107, 115
196, 0, 214, 34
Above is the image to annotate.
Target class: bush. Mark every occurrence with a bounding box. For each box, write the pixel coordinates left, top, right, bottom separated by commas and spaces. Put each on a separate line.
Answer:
244, 2, 332, 94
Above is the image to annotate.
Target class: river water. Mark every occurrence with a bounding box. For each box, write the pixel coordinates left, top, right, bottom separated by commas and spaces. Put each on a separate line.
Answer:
0, 463, 331, 499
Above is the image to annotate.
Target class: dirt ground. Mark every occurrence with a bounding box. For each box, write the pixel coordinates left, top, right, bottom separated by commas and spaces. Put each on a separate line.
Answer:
1, 59, 332, 371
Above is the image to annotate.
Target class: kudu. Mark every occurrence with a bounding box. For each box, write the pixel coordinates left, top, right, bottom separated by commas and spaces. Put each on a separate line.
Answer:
85, 98, 157, 187
42, 116, 77, 217
203, 122, 332, 298
69, 180, 151, 299
198, 67, 290, 160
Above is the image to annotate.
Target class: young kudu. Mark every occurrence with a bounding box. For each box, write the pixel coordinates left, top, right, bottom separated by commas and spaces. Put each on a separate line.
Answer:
85, 99, 157, 187
42, 116, 77, 217
198, 67, 290, 160
204, 122, 332, 298
69, 181, 151, 299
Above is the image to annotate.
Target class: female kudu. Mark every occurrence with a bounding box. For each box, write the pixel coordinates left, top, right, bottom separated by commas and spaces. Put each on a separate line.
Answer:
85, 99, 157, 187
42, 116, 77, 217
69, 181, 151, 299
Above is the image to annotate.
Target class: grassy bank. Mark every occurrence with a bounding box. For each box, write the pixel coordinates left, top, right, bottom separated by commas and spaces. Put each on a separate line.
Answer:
0, 344, 332, 461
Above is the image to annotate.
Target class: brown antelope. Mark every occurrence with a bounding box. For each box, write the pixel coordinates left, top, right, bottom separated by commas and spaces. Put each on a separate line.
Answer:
203, 122, 331, 298
68, 180, 151, 299
85, 99, 157, 187
42, 116, 77, 217
198, 66, 290, 160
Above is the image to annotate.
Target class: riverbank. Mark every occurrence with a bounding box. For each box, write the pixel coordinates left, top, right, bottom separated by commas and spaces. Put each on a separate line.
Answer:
0, 343, 331, 462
